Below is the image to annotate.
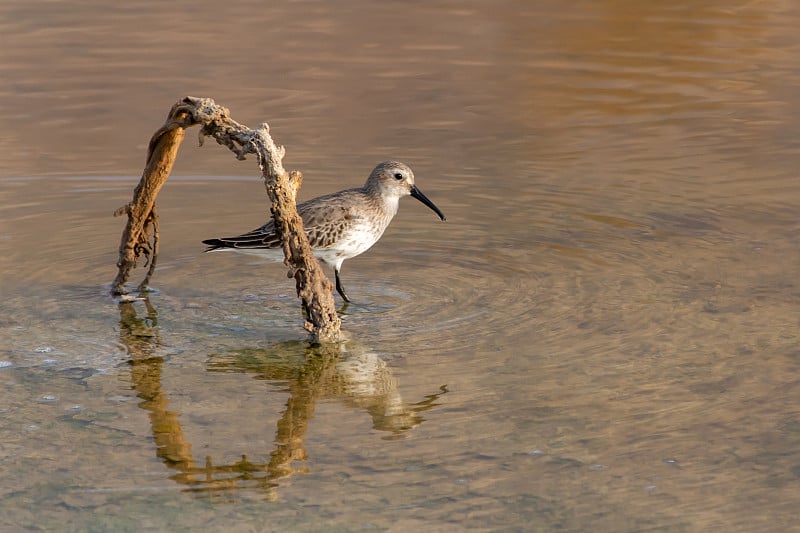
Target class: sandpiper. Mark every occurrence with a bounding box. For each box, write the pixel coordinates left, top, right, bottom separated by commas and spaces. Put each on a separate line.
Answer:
202, 161, 446, 302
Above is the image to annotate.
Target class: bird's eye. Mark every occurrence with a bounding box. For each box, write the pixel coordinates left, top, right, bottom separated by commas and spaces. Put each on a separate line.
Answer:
393, 172, 403, 180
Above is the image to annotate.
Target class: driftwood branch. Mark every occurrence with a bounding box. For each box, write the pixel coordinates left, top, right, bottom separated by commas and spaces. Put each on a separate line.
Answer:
112, 101, 191, 292
112, 96, 341, 342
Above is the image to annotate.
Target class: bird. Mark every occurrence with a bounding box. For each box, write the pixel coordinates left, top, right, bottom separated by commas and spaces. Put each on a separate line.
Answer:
202, 160, 446, 302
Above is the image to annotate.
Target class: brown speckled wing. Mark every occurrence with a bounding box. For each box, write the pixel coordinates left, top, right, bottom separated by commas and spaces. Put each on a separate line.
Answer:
214, 189, 363, 250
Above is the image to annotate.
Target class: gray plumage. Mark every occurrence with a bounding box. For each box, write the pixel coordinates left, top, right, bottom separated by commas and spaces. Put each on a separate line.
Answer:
203, 161, 445, 302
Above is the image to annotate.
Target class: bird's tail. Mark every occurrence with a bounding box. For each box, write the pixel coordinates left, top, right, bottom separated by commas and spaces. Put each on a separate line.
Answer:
202, 238, 231, 252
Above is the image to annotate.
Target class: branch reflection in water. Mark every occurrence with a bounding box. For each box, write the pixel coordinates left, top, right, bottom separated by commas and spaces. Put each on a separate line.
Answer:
117, 297, 447, 501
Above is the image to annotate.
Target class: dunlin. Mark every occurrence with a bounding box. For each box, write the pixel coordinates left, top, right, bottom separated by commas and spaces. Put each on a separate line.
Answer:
202, 161, 446, 302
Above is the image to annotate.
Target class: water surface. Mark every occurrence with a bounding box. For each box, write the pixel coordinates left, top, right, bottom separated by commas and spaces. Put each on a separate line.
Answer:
2, 0, 800, 530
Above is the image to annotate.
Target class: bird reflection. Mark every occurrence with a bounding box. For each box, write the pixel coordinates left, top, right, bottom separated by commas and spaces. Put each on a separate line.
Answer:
118, 296, 447, 501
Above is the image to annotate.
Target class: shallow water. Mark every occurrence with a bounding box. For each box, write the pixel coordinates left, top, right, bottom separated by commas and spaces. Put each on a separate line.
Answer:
3, 0, 800, 531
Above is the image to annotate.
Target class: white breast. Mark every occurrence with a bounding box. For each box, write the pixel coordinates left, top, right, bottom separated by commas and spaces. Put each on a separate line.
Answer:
314, 218, 387, 268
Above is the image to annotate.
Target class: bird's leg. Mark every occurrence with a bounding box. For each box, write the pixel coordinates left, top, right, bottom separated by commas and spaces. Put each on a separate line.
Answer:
335, 268, 351, 302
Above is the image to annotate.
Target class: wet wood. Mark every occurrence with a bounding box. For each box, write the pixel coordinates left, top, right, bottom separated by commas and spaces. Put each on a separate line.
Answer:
112, 96, 341, 342
112, 101, 191, 293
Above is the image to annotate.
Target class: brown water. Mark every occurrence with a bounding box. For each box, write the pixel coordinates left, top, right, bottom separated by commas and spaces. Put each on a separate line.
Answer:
2, 0, 800, 531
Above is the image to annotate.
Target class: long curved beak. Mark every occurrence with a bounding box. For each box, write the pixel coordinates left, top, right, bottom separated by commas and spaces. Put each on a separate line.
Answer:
410, 185, 446, 221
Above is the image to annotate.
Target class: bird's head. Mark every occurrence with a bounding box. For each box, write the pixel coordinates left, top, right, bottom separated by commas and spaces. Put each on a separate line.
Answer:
366, 161, 446, 221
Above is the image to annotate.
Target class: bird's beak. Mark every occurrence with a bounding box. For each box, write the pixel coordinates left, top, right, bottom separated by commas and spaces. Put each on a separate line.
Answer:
410, 185, 446, 221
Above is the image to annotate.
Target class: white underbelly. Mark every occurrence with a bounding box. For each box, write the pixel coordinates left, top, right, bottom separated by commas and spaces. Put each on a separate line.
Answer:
315, 223, 384, 267
214, 221, 385, 268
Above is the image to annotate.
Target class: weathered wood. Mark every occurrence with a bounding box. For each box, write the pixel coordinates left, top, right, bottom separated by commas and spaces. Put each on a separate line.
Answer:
112, 101, 193, 293
112, 96, 341, 342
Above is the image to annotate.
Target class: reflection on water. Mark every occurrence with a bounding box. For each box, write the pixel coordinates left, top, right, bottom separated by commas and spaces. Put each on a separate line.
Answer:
3, 0, 800, 530
119, 298, 446, 501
